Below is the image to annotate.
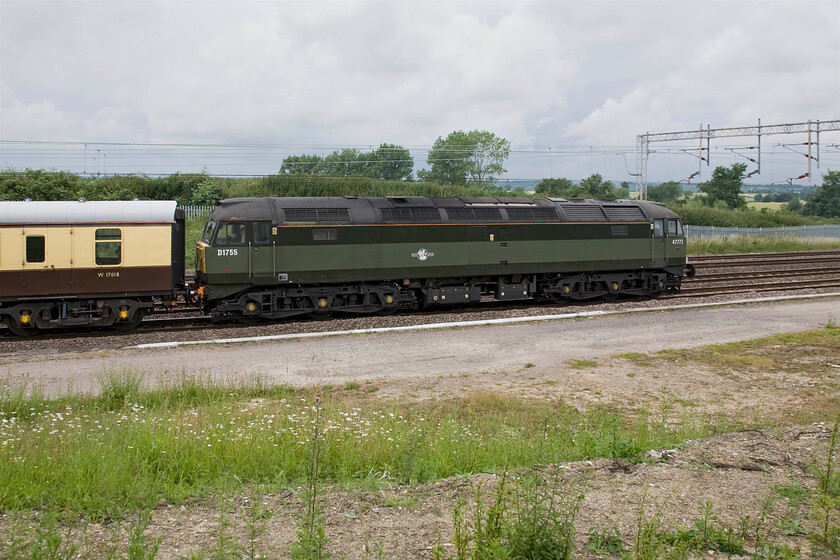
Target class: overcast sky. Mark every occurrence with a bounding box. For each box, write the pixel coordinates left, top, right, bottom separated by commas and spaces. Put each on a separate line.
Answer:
1, 0, 839, 185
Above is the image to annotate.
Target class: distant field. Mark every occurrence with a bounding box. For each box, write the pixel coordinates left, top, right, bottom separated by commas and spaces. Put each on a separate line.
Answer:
746, 201, 785, 211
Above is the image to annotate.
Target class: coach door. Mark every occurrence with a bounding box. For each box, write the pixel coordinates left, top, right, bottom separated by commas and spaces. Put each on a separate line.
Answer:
248, 221, 274, 281
20, 227, 72, 297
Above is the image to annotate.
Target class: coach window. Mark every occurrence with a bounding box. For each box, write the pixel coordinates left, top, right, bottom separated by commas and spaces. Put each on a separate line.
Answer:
254, 222, 271, 244
653, 219, 664, 238
95, 228, 122, 265
25, 236, 46, 263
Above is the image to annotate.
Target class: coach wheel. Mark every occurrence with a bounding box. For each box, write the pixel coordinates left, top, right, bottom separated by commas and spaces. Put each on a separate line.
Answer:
113, 307, 144, 332
5, 314, 38, 337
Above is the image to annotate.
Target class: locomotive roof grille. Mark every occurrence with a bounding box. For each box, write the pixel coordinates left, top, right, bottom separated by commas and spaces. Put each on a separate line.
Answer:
506, 207, 560, 222
283, 208, 351, 224
381, 207, 442, 223
559, 204, 608, 221
602, 206, 648, 221
445, 207, 504, 222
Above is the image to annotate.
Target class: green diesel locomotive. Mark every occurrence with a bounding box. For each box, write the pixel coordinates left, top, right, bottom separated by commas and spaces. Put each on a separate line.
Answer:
195, 196, 691, 323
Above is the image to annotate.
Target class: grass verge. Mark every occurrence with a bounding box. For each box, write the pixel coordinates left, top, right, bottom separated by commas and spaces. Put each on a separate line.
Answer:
688, 236, 840, 255
3, 372, 726, 522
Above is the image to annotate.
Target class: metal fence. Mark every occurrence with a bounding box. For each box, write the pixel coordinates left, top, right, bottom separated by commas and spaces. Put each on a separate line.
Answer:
685, 224, 840, 240
179, 205, 215, 219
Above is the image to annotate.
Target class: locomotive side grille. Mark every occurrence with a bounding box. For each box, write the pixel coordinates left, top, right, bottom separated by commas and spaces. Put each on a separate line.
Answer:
381, 207, 442, 223
284, 208, 351, 224
446, 207, 503, 222
559, 204, 608, 221
602, 206, 647, 221
505, 207, 559, 222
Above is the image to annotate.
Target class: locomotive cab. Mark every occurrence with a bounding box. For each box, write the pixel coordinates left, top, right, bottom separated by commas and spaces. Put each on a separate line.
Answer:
650, 214, 688, 291
196, 214, 277, 306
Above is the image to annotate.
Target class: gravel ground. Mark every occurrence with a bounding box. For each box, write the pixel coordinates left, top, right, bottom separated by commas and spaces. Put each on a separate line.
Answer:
2, 288, 839, 355
1, 290, 838, 399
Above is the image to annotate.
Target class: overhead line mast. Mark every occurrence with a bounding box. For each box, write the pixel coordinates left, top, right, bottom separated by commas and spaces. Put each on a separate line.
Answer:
636, 119, 840, 199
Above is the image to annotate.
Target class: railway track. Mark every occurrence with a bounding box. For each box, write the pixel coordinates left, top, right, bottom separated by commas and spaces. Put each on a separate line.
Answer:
4, 250, 840, 339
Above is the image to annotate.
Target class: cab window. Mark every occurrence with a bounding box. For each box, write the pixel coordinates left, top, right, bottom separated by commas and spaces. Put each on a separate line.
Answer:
653, 219, 664, 238
201, 220, 218, 244
666, 220, 678, 236
254, 222, 271, 244
215, 222, 245, 245
95, 228, 122, 265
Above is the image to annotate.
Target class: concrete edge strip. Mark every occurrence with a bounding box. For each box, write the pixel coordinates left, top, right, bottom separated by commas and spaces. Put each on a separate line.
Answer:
126, 292, 840, 350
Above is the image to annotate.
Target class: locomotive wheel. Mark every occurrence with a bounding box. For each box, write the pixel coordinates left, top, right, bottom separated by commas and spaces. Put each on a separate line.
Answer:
307, 310, 333, 320
376, 283, 400, 315
236, 315, 261, 325
237, 300, 262, 324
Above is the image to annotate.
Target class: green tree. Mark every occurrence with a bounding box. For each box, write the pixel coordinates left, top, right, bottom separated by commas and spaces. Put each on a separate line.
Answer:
577, 173, 614, 198
535, 177, 575, 197
785, 198, 804, 213
160, 172, 213, 204
419, 130, 510, 187
0, 169, 81, 200
279, 144, 414, 180
318, 149, 364, 176
698, 163, 748, 209
804, 170, 840, 218
280, 155, 324, 175
188, 178, 223, 206
647, 181, 683, 203
365, 143, 414, 181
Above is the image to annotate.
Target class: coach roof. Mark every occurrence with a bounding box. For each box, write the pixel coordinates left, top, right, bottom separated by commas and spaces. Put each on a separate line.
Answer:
0, 200, 178, 224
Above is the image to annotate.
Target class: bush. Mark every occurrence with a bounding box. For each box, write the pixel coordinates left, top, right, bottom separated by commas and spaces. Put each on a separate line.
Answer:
670, 202, 828, 227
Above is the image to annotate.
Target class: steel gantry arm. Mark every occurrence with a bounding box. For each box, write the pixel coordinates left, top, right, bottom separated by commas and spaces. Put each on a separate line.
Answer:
636, 119, 840, 199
